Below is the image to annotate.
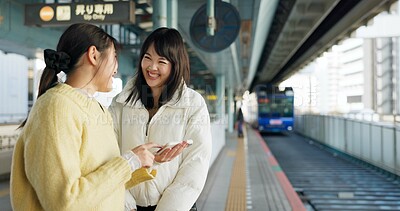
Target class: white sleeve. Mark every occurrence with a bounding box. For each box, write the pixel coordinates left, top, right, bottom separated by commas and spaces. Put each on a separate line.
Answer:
125, 190, 137, 211
121, 150, 142, 172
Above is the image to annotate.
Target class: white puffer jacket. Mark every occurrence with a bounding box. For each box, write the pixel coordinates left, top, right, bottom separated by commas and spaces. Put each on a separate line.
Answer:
109, 78, 212, 211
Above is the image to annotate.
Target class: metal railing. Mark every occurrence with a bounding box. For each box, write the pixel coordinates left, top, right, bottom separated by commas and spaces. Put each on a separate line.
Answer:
0, 134, 18, 151
295, 114, 400, 177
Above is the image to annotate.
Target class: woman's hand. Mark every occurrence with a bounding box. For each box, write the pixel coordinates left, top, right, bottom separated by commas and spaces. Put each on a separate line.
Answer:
131, 143, 159, 167
154, 141, 190, 163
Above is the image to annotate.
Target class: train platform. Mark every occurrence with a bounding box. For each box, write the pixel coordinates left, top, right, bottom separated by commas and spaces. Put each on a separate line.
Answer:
0, 124, 306, 211
197, 125, 305, 211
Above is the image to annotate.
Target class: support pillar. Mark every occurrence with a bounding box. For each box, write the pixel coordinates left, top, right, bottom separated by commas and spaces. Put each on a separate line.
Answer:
167, 0, 178, 29
227, 87, 234, 132
216, 74, 225, 123
153, 0, 167, 29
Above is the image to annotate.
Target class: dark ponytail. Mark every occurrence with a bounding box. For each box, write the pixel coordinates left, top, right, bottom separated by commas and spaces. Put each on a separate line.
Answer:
19, 50, 71, 128
19, 23, 116, 128
39, 49, 71, 98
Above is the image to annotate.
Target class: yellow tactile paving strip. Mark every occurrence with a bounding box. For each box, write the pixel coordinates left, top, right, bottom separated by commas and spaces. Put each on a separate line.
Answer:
225, 136, 247, 211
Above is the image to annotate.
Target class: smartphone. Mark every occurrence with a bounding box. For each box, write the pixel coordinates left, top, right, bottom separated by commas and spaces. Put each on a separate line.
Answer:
154, 139, 193, 155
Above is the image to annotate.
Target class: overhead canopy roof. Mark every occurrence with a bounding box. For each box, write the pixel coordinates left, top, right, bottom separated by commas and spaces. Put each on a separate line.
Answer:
252, 0, 396, 88
179, 0, 396, 93
0, 0, 397, 95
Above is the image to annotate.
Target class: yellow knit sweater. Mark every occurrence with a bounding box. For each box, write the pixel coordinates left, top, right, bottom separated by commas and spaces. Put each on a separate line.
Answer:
11, 83, 133, 211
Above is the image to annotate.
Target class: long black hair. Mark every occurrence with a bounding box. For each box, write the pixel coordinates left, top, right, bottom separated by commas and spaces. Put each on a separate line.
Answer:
19, 23, 118, 128
125, 27, 190, 108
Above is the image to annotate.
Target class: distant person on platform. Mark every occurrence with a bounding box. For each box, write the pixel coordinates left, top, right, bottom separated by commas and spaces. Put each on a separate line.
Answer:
237, 108, 244, 137
10, 23, 161, 211
109, 27, 212, 211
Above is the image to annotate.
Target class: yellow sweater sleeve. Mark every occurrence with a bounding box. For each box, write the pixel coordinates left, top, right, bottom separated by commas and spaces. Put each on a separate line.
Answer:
23, 97, 131, 210
126, 168, 157, 189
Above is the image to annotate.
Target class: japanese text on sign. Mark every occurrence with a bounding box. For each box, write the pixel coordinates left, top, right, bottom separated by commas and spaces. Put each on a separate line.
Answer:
75, 4, 113, 21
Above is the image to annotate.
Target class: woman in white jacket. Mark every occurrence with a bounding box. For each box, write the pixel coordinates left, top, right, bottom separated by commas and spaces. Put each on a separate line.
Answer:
109, 27, 212, 211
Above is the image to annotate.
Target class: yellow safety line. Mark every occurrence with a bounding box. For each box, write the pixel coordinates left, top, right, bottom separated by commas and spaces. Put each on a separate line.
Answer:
225, 136, 247, 211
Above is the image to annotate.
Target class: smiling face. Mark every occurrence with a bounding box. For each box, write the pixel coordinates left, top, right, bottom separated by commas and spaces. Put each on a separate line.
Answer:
141, 43, 172, 93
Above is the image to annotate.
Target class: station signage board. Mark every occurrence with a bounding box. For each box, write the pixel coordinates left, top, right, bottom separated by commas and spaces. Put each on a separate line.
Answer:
25, 1, 135, 26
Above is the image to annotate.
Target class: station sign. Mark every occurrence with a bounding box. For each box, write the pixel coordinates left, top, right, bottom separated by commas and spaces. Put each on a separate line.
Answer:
25, 1, 135, 26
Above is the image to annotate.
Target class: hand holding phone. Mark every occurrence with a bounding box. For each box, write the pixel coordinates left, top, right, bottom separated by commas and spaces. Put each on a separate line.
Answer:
153, 140, 192, 163
154, 139, 193, 155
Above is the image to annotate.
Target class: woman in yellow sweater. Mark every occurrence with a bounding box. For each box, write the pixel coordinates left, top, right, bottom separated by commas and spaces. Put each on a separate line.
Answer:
10, 23, 158, 211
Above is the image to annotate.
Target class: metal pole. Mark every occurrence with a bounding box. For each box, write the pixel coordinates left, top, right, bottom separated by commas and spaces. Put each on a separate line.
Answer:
153, 0, 167, 29
228, 87, 234, 132
207, 0, 216, 36
167, 0, 178, 29
216, 74, 225, 122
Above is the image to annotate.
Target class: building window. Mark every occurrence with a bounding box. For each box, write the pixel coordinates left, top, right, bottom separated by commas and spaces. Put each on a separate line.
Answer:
347, 95, 362, 103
